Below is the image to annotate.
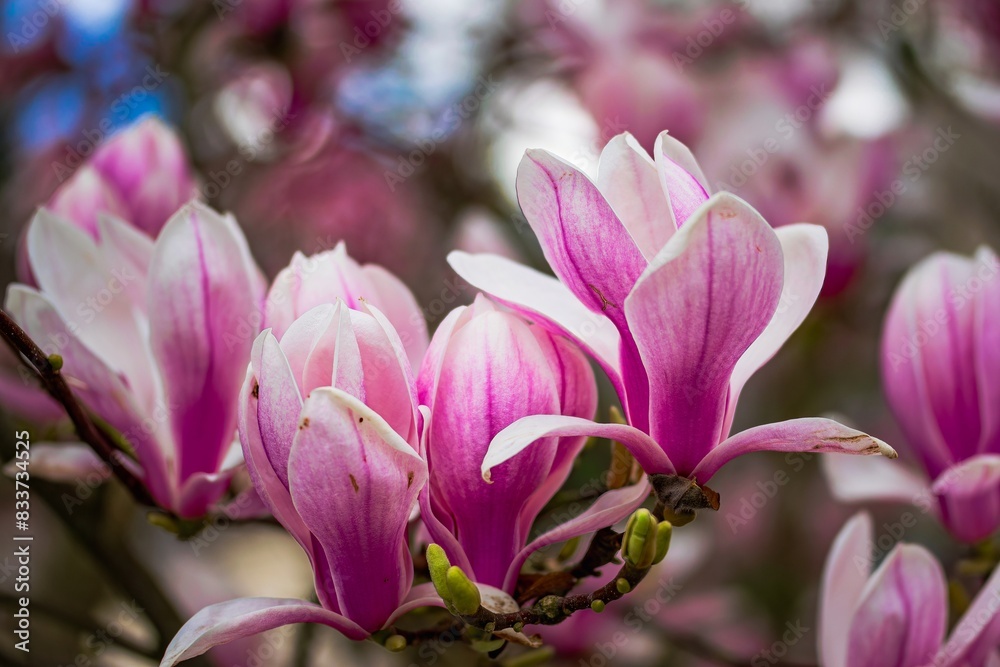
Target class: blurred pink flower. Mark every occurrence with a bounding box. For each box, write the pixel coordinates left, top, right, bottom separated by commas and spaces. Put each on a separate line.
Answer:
6, 202, 265, 517
819, 512, 1000, 667
452, 131, 895, 488
417, 295, 647, 592
825, 247, 1000, 543
49, 116, 198, 238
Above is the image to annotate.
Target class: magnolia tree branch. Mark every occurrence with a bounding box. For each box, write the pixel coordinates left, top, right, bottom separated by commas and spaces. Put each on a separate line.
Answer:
0, 308, 156, 507
466, 560, 651, 632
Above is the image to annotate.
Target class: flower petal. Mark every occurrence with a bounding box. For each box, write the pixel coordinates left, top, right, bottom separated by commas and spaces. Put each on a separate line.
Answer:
503, 479, 651, 593
692, 418, 896, 483
483, 414, 674, 479
287, 388, 426, 632
159, 597, 368, 667
447, 251, 621, 385
624, 193, 784, 474
516, 149, 646, 329
148, 202, 264, 481
819, 512, 874, 667
821, 453, 931, 506
653, 131, 711, 228
723, 223, 828, 438
932, 454, 1000, 543
361, 264, 429, 370
26, 208, 153, 408
937, 561, 1000, 667
974, 246, 1000, 454
596, 133, 675, 260
845, 544, 947, 667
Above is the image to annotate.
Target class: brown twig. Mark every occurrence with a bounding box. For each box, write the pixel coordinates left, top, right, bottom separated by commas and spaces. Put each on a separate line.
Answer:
464, 560, 651, 631
0, 308, 156, 507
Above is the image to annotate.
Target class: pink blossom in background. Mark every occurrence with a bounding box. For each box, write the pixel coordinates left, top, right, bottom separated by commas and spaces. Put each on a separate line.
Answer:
452, 131, 895, 487
819, 512, 1000, 666
825, 247, 1000, 543
5, 201, 265, 517
49, 117, 198, 238
417, 294, 647, 592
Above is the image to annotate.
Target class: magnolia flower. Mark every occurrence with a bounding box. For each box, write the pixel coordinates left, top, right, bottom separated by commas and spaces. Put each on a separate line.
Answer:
265, 243, 429, 369
159, 301, 433, 664
819, 512, 1000, 667
450, 131, 894, 496
824, 247, 1000, 543
49, 116, 198, 238
418, 295, 649, 592
5, 202, 265, 517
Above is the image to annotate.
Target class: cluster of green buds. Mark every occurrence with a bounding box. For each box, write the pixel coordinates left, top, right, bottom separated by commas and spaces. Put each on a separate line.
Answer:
622, 508, 672, 570
427, 544, 482, 615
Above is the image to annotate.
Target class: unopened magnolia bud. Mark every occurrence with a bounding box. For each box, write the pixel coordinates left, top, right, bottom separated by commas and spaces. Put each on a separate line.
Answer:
427, 544, 452, 602
446, 566, 481, 615
623, 508, 658, 568
590, 599, 606, 613
652, 520, 673, 565
385, 635, 407, 652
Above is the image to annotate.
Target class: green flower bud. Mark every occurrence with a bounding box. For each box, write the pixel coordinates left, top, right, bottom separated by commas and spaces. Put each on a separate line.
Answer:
47, 354, 63, 371
426, 544, 452, 603
446, 566, 481, 615
652, 520, 673, 565
590, 599, 606, 613
615, 578, 631, 594
385, 635, 407, 652
623, 508, 658, 568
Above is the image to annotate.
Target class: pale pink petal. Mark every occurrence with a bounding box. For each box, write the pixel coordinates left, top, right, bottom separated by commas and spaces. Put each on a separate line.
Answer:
4, 442, 110, 484
624, 193, 784, 474
653, 132, 711, 228
148, 202, 264, 482
483, 414, 674, 479
845, 544, 947, 667
692, 418, 896, 484
819, 512, 873, 667
937, 562, 1000, 666
361, 264, 428, 370
723, 224, 829, 438
596, 133, 675, 259
447, 251, 622, 383
932, 454, 1000, 543
159, 597, 368, 666
821, 453, 932, 507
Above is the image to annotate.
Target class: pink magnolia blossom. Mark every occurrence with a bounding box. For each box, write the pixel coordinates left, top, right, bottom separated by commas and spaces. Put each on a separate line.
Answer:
159, 300, 433, 664
819, 512, 1000, 667
49, 116, 198, 238
825, 247, 1000, 543
450, 131, 894, 490
5, 201, 265, 517
417, 295, 648, 592
265, 243, 428, 369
